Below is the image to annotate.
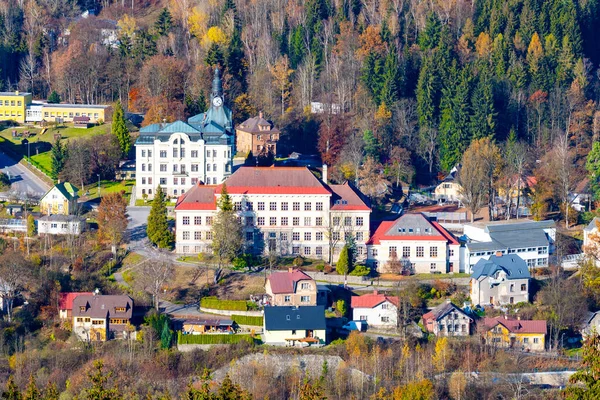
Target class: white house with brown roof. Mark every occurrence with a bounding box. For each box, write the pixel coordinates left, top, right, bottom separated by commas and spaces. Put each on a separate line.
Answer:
236, 112, 280, 157
366, 213, 461, 274
72, 295, 134, 342
422, 300, 472, 337
351, 291, 398, 328
265, 268, 322, 306
174, 166, 371, 262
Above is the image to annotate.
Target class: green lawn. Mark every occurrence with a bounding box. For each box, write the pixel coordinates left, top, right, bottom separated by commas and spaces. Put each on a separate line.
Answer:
84, 180, 135, 201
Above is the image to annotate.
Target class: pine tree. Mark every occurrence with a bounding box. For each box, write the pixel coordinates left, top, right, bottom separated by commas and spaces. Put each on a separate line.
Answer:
419, 12, 441, 50
363, 130, 380, 160
211, 185, 243, 269
380, 42, 402, 106
146, 186, 174, 249
23, 375, 39, 400
47, 90, 60, 104
111, 100, 131, 158
83, 361, 121, 400
50, 137, 66, 181
154, 8, 172, 37
336, 245, 351, 276
26, 214, 36, 237
160, 320, 173, 349
586, 141, 600, 201
42, 383, 59, 400
470, 70, 496, 139
205, 43, 224, 67
2, 376, 21, 400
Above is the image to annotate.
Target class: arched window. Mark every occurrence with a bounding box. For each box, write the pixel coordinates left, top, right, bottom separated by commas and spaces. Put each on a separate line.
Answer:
142, 189, 146, 195
149, 189, 153, 195
173, 138, 179, 144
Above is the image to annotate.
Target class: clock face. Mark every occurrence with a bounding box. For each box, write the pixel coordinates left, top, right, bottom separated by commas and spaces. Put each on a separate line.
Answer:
213, 97, 223, 107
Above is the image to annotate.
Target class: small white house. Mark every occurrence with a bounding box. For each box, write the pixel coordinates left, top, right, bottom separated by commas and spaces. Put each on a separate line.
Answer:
38, 215, 86, 235
351, 291, 398, 329
263, 306, 326, 346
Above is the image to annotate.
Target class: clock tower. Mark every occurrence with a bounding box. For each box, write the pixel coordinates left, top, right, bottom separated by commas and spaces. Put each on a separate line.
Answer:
211, 67, 223, 108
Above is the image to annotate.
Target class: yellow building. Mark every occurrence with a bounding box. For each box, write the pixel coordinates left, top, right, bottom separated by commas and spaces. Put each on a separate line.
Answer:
40, 104, 111, 123
0, 91, 31, 123
482, 316, 546, 352
40, 182, 79, 216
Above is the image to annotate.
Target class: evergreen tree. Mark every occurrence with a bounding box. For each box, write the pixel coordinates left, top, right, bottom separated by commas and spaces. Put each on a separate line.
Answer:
82, 361, 121, 400
205, 43, 224, 67
360, 51, 384, 101
439, 64, 472, 172
23, 375, 39, 400
42, 383, 59, 400
416, 55, 441, 129
47, 90, 60, 104
226, 28, 246, 88
586, 141, 600, 201
380, 43, 402, 105
50, 138, 66, 180
564, 331, 600, 398
289, 26, 306, 68
132, 29, 157, 60
470, 70, 496, 139
363, 130, 380, 160
111, 100, 131, 157
2, 376, 21, 400
160, 320, 173, 349
147, 186, 174, 249
419, 12, 441, 50
26, 214, 36, 237
336, 245, 352, 276
211, 185, 243, 269
154, 8, 173, 37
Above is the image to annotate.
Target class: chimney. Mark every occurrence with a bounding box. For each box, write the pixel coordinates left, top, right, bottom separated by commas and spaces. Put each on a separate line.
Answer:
517, 315, 521, 320
15, 90, 19, 96
373, 290, 378, 296
495, 251, 503, 257
259, 110, 263, 119
503, 315, 508, 320
288, 267, 294, 273
322, 164, 328, 184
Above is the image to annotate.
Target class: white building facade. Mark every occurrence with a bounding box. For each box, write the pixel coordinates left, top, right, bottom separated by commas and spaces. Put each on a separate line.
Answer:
351, 291, 398, 329
174, 167, 371, 263
135, 68, 234, 199
366, 213, 461, 274
38, 215, 86, 235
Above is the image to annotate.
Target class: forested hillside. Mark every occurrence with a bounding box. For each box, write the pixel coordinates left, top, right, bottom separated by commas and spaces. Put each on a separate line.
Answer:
1, 0, 600, 198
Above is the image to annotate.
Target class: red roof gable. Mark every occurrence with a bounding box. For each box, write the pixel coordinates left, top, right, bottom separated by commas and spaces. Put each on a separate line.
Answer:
59, 292, 93, 310
367, 213, 458, 245
483, 316, 547, 334
329, 182, 370, 211
351, 291, 399, 308
267, 269, 313, 294
175, 185, 218, 211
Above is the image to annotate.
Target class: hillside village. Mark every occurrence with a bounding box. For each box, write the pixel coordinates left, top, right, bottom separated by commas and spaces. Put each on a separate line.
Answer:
2, 0, 600, 399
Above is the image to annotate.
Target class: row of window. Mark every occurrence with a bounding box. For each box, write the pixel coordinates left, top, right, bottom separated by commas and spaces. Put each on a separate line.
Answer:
182, 231, 213, 240
388, 246, 439, 258
0, 111, 22, 117
180, 229, 364, 243
234, 201, 326, 212
141, 163, 229, 173
182, 216, 214, 225
438, 324, 468, 333
142, 149, 231, 159
509, 283, 528, 292
471, 247, 548, 257
526, 258, 547, 267
43, 111, 99, 118
1, 100, 22, 106
282, 295, 311, 303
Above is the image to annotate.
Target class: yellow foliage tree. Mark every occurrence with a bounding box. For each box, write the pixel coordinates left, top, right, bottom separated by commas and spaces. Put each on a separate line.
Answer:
117, 14, 137, 38
391, 379, 435, 400
375, 103, 392, 126
475, 32, 492, 58
188, 7, 208, 41
202, 26, 228, 48
448, 371, 468, 400
270, 55, 294, 116
527, 32, 544, 72
432, 336, 449, 373
345, 331, 368, 362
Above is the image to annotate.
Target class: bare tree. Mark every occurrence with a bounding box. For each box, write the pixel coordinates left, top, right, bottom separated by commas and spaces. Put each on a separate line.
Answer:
138, 260, 175, 310
0, 251, 32, 322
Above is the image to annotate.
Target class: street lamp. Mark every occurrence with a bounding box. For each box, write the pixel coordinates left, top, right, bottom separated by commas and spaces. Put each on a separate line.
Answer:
97, 174, 101, 197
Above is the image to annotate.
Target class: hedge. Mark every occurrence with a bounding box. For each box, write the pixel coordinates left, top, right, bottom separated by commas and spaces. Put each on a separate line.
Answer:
200, 296, 248, 311
231, 314, 263, 326
177, 331, 259, 345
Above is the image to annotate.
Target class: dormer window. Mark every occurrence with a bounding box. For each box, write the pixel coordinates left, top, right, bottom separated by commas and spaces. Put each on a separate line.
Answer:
115, 307, 126, 312
286, 315, 290, 321
408, 228, 414, 233
80, 306, 86, 311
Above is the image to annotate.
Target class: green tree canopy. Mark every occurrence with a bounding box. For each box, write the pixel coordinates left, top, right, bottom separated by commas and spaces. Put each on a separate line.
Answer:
147, 187, 174, 249
111, 100, 131, 157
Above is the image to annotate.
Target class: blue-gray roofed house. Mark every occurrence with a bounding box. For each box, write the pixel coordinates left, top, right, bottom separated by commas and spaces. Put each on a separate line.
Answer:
470, 253, 530, 306
263, 306, 326, 346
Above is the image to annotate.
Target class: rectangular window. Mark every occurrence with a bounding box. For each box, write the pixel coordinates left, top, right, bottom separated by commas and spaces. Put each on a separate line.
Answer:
207, 164, 211, 172
246, 202, 253, 210
344, 217, 352, 226
270, 217, 277, 226
304, 217, 311, 226
246, 232, 253, 241
180, 178, 185, 185
194, 231, 202, 240
183, 216, 190, 225
191, 164, 199, 172
316, 202, 323, 211
450, 249, 455, 257
281, 202, 288, 211
234, 201, 242, 211
293, 232, 300, 241
158, 177, 166, 185
173, 148, 178, 158
293, 202, 300, 211
142, 177, 146, 184
142, 150, 146, 157
191, 150, 198, 158
284, 295, 291, 302
194, 216, 202, 225
281, 233, 288, 241
430, 263, 436, 270
356, 232, 363, 241
304, 202, 311, 211
213, 150, 217, 157
281, 217, 288, 226
182, 231, 190, 240
356, 217, 364, 226
205, 231, 213, 240
521, 284, 527, 291
316, 232, 323, 241
270, 202, 277, 211
430, 247, 438, 258
303, 247, 311, 256
316, 247, 322, 256
160, 164, 167, 172
333, 232, 340, 240
207, 150, 210, 157
257, 217, 265, 226
246, 217, 253, 226
304, 232, 311, 241
258, 202, 265, 211
173, 177, 178, 185
160, 150, 167, 158
402, 246, 410, 258
316, 217, 323, 226
416, 246, 424, 257
293, 217, 300, 226
333, 217, 340, 226
389, 246, 397, 257
533, 338, 539, 344
206, 217, 213, 225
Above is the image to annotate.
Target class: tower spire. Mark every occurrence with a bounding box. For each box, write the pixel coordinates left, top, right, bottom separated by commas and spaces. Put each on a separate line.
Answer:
212, 67, 222, 99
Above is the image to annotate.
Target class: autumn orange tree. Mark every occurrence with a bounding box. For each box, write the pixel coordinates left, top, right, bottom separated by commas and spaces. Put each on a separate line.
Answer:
97, 192, 129, 249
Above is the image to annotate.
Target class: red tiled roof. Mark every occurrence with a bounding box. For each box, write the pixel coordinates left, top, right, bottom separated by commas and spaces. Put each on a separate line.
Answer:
367, 213, 457, 245
329, 182, 370, 211
175, 185, 218, 211
222, 166, 331, 195
351, 291, 399, 308
484, 316, 547, 334
58, 292, 93, 310
237, 115, 280, 134
267, 269, 313, 294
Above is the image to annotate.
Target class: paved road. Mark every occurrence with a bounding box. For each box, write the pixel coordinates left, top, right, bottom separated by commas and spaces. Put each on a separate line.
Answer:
0, 151, 49, 196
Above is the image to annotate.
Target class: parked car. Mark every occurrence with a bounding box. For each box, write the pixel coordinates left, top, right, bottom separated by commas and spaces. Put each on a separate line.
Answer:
342, 320, 365, 332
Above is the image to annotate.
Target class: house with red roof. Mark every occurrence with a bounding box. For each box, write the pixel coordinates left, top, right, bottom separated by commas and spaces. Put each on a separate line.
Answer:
351, 291, 399, 328
366, 213, 460, 274
58, 292, 93, 319
174, 166, 371, 262
265, 268, 324, 306
481, 316, 546, 351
